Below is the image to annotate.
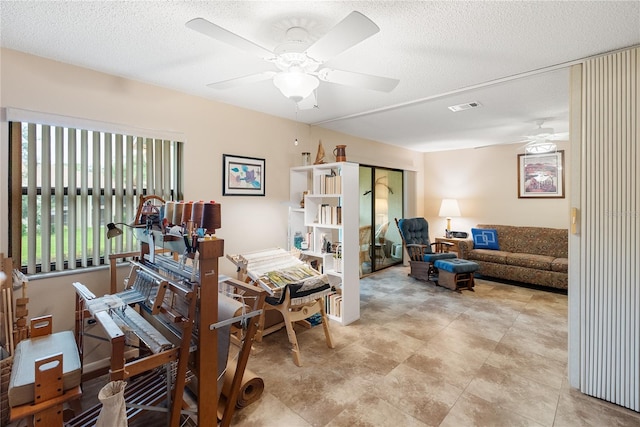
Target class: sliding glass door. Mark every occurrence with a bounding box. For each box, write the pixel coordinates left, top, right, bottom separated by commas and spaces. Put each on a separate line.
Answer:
359, 166, 403, 276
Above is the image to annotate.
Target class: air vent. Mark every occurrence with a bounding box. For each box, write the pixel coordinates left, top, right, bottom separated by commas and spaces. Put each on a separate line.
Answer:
448, 101, 482, 112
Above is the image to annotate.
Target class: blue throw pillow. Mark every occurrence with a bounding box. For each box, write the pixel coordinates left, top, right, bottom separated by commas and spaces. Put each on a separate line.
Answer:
472, 228, 500, 250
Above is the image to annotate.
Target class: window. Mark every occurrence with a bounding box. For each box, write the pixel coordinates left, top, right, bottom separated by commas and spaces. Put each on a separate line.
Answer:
9, 121, 184, 274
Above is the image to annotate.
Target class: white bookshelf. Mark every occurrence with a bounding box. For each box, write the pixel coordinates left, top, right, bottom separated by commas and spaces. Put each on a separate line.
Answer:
289, 162, 359, 325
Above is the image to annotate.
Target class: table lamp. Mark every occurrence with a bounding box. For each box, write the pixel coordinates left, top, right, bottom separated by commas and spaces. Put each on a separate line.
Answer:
439, 199, 461, 233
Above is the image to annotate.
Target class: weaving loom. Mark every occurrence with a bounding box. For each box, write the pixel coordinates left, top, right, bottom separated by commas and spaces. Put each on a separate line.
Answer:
71, 237, 266, 427
228, 248, 335, 366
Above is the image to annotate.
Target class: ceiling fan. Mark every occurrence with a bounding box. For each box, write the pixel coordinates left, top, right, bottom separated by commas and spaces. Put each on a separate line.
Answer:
186, 11, 400, 108
519, 119, 568, 154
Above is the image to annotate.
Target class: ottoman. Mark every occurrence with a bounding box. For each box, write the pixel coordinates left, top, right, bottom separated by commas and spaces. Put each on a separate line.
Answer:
434, 259, 479, 292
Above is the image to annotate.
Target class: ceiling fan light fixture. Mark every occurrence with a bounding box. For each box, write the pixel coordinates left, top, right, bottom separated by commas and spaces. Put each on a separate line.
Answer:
273, 70, 319, 102
525, 140, 557, 154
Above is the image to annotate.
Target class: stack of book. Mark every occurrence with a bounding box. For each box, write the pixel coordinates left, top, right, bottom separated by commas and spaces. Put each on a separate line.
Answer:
320, 172, 342, 194
317, 204, 342, 225
325, 290, 342, 318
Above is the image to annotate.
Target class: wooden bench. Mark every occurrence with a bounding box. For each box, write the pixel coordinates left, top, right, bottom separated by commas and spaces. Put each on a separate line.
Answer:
8, 315, 82, 426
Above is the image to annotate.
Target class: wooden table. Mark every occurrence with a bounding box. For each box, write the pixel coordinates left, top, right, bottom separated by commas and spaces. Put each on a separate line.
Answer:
434, 237, 468, 255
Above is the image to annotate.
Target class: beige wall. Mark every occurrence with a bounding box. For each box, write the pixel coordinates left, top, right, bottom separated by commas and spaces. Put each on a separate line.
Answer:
422, 142, 571, 236
0, 48, 569, 348
0, 48, 422, 337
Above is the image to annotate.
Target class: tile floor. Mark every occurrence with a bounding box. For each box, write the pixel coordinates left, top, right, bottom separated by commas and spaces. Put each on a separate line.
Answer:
66, 266, 640, 426
227, 266, 640, 427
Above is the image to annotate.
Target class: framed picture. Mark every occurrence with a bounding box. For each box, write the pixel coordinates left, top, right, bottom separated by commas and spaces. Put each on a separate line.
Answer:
518, 150, 565, 198
223, 154, 265, 196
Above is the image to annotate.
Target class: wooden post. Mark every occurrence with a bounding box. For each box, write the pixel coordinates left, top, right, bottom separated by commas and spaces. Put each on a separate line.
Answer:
195, 238, 224, 426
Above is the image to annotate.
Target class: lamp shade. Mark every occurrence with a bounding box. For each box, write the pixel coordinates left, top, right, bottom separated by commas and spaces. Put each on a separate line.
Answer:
273, 70, 319, 102
106, 222, 142, 239
106, 222, 124, 239
375, 198, 388, 215
439, 199, 461, 218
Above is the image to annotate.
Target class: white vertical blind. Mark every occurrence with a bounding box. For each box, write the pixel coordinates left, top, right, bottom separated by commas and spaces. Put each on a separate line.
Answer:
41, 125, 51, 273
114, 134, 124, 254
103, 133, 113, 258
68, 129, 77, 270
580, 47, 639, 411
80, 130, 89, 267
136, 136, 144, 206
125, 136, 135, 250
162, 139, 171, 201
54, 126, 64, 270
92, 131, 101, 264
154, 139, 163, 199
27, 124, 37, 274
16, 122, 183, 273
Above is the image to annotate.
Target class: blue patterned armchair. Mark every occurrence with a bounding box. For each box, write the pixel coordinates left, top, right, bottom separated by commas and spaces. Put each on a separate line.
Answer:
395, 217, 457, 282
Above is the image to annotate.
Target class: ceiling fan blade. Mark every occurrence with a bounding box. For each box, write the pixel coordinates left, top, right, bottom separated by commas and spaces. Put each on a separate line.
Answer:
186, 18, 274, 59
306, 11, 380, 62
318, 68, 399, 92
297, 91, 318, 110
549, 132, 570, 140
207, 72, 276, 90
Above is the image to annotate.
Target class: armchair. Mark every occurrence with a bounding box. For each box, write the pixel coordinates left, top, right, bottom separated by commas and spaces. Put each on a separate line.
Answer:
395, 217, 457, 282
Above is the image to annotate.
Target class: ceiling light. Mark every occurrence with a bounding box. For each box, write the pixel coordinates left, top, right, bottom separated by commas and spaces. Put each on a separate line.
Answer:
273, 69, 319, 102
525, 140, 557, 154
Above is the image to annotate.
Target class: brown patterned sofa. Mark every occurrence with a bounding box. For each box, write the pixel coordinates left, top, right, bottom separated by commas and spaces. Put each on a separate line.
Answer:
457, 224, 568, 290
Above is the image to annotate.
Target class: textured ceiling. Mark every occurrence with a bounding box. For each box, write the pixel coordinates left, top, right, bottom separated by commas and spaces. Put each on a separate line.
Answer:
1, 1, 639, 152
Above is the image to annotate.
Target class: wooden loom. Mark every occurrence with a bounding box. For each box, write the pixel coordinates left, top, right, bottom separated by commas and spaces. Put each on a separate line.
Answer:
70, 235, 266, 426
227, 248, 334, 367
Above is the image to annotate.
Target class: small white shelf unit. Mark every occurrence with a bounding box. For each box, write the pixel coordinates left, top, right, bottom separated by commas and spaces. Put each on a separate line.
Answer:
289, 162, 359, 325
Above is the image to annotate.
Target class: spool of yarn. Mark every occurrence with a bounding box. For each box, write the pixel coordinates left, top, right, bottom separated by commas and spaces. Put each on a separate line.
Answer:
201, 201, 221, 233
181, 201, 194, 225
172, 202, 184, 226
164, 201, 175, 224
191, 201, 205, 227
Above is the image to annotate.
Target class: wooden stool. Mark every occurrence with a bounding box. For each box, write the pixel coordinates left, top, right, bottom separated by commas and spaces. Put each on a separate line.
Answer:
434, 259, 479, 292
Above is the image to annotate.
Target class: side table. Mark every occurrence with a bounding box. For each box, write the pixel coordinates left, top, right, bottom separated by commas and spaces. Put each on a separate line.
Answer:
434, 237, 467, 256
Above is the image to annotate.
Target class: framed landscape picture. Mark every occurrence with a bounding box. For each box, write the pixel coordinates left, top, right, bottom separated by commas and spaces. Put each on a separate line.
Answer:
223, 154, 265, 196
517, 150, 564, 198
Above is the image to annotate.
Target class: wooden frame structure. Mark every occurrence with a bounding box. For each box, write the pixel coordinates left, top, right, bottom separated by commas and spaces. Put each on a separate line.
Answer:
71, 238, 266, 427
228, 248, 334, 367
256, 285, 334, 367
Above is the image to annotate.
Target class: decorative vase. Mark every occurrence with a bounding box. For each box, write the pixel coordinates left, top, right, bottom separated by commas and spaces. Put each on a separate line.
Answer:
333, 145, 347, 162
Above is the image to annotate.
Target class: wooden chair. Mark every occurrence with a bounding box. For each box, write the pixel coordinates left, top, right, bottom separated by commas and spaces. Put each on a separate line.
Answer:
395, 217, 457, 282
359, 225, 372, 276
